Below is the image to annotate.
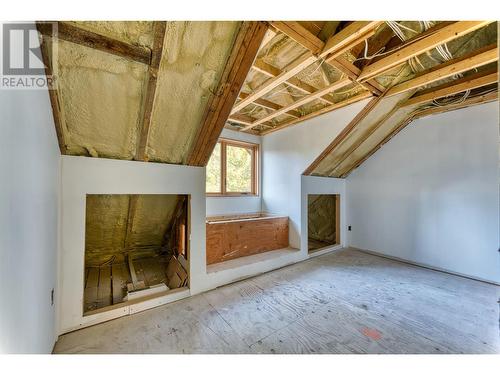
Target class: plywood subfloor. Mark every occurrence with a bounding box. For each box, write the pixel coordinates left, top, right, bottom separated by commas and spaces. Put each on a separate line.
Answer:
56, 248, 500, 354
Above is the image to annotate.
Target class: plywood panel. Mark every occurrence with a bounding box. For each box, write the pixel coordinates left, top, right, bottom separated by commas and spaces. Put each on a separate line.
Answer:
206, 217, 289, 265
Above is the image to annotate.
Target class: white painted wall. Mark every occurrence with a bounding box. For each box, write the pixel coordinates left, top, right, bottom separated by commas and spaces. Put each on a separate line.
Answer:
347, 102, 500, 284
0, 85, 60, 350
206, 129, 262, 216
59, 156, 206, 333
262, 99, 370, 248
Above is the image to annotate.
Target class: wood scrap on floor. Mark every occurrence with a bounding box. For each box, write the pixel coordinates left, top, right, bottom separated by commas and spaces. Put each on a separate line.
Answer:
166, 255, 188, 289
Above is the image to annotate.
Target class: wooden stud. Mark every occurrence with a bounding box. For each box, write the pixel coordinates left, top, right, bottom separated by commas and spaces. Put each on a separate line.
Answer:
403, 69, 498, 107
387, 44, 498, 97
135, 22, 167, 161
187, 22, 268, 166
303, 94, 385, 175
358, 21, 493, 82
37, 21, 152, 65
260, 91, 372, 135
242, 77, 352, 131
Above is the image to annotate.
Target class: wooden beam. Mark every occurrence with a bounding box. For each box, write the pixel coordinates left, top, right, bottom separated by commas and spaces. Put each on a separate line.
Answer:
326, 103, 404, 176
403, 69, 498, 107
270, 21, 324, 55
37, 21, 152, 65
340, 90, 498, 178
252, 60, 335, 104
231, 52, 318, 114
239, 92, 301, 117
340, 115, 415, 178
327, 56, 385, 95
319, 21, 383, 59
303, 94, 385, 175
386, 44, 498, 97
260, 91, 372, 135
187, 22, 268, 166
242, 77, 352, 131
269, 21, 384, 97
412, 90, 498, 119
36, 29, 65, 154
135, 22, 167, 161
358, 21, 492, 82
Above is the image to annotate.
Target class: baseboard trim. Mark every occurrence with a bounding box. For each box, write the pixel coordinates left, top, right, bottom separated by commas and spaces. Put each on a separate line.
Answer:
351, 247, 500, 286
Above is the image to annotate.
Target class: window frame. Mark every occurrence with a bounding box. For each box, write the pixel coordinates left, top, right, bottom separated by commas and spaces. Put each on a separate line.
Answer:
206, 138, 259, 197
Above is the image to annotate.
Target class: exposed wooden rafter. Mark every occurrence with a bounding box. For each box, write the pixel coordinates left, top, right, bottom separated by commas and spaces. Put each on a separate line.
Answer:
358, 21, 493, 82
135, 21, 167, 161
37, 21, 152, 65
303, 94, 385, 175
270, 21, 385, 96
252, 60, 335, 104
260, 91, 372, 135
340, 89, 498, 178
231, 52, 318, 114
403, 69, 498, 107
242, 77, 352, 131
187, 21, 268, 166
387, 44, 498, 97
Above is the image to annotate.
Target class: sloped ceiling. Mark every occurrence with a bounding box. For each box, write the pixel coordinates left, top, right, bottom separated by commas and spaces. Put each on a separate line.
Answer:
43, 21, 241, 164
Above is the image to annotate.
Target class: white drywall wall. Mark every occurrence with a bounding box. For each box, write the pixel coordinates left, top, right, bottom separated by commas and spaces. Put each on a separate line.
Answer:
59, 155, 328, 333
206, 129, 262, 216
0, 78, 60, 350
262, 99, 370, 248
59, 156, 206, 333
347, 102, 500, 284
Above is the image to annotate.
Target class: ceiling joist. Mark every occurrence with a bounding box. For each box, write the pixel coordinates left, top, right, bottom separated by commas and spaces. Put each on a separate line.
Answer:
404, 69, 498, 107
358, 21, 493, 82
387, 44, 498, 97
242, 77, 352, 130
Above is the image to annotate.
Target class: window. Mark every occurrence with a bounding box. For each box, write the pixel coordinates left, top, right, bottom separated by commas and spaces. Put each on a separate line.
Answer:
206, 138, 258, 196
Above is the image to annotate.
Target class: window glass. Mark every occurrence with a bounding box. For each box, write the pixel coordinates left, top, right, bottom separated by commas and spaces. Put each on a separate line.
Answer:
226, 145, 252, 193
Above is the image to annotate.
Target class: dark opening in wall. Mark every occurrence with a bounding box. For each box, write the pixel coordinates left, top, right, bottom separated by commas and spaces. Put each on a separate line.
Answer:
83, 194, 189, 314
307, 194, 340, 253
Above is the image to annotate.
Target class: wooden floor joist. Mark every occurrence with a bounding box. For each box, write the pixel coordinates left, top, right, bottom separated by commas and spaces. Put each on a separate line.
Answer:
37, 21, 152, 65
358, 21, 493, 82
387, 44, 498, 97
188, 21, 268, 166
135, 22, 167, 161
403, 69, 498, 107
